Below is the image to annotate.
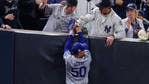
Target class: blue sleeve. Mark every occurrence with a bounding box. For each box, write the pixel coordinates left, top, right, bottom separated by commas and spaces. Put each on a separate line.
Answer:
78, 32, 88, 50
78, 32, 86, 43
64, 35, 73, 52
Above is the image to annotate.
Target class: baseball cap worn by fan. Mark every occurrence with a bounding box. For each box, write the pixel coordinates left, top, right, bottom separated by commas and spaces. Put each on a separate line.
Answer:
95, 0, 112, 9
126, 3, 137, 10
66, 0, 78, 6
70, 42, 87, 55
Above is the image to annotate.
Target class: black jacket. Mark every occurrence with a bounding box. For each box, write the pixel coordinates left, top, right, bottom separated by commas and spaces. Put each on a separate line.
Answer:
0, 17, 4, 26
0, 0, 22, 28
18, 0, 44, 30
113, 0, 137, 19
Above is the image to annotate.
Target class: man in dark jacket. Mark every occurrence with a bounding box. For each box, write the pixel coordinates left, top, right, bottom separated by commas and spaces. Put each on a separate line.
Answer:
141, 0, 149, 20
0, 0, 22, 29
18, 0, 44, 30
113, 0, 136, 19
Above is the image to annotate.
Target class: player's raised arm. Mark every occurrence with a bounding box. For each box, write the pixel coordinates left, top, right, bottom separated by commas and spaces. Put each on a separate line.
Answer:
75, 24, 88, 50
64, 18, 76, 52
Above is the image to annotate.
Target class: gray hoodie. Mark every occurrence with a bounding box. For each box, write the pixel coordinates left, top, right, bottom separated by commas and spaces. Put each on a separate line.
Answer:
43, 4, 77, 32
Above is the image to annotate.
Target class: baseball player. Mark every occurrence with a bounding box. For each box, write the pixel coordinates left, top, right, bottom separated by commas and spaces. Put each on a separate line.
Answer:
77, 0, 125, 46
63, 24, 92, 84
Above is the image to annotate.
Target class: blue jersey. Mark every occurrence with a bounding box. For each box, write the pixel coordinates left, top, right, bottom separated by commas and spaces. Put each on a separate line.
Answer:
63, 50, 91, 84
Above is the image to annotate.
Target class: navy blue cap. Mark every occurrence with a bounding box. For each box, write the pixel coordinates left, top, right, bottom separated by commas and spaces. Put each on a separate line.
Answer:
96, 0, 112, 9
70, 42, 87, 55
126, 3, 137, 10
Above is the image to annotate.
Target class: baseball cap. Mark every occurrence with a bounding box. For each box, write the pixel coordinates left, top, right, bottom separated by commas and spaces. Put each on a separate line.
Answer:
70, 42, 87, 55
126, 3, 137, 10
66, 0, 78, 6
95, 0, 112, 9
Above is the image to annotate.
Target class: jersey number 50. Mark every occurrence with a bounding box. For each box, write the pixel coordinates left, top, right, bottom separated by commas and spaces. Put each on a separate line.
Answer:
71, 66, 86, 77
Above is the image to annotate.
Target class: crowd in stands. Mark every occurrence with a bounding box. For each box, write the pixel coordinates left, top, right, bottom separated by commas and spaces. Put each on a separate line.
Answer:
0, 0, 149, 42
